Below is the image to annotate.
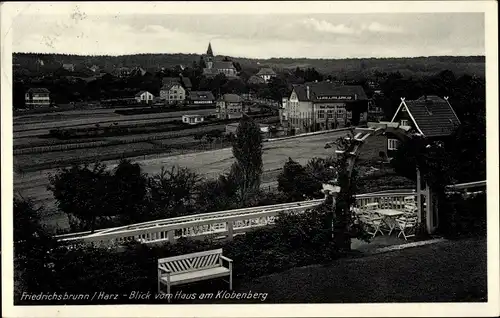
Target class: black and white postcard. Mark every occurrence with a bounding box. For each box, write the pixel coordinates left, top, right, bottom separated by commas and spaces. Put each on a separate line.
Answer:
1, 1, 499, 317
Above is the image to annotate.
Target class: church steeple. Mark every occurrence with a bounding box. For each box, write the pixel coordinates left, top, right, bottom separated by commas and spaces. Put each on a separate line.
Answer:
206, 42, 214, 57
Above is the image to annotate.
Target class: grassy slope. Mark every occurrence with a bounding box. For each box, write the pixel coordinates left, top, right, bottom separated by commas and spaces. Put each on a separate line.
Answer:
205, 238, 486, 303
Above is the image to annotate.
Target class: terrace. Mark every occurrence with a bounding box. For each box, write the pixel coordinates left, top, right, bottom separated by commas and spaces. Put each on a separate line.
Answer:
56, 180, 485, 249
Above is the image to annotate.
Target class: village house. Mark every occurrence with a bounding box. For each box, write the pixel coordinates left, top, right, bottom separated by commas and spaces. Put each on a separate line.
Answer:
25, 88, 50, 108
62, 63, 74, 72
135, 91, 154, 104
113, 67, 132, 78
247, 75, 266, 85
187, 91, 215, 107
162, 75, 192, 92
182, 114, 205, 125
280, 81, 369, 134
202, 42, 238, 78
357, 95, 461, 162
160, 81, 186, 105
385, 95, 461, 156
216, 94, 243, 119
89, 65, 100, 73
130, 66, 147, 77
256, 68, 277, 83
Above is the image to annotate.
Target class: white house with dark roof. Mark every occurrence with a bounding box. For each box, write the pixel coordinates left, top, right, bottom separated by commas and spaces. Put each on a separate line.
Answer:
135, 91, 154, 104
256, 68, 277, 83
25, 88, 50, 108
281, 81, 369, 133
160, 81, 186, 105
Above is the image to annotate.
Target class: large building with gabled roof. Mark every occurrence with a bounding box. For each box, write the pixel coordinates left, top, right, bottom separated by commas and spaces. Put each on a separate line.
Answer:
280, 81, 369, 133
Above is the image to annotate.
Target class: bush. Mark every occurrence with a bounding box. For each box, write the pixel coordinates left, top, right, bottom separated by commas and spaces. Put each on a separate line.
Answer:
16, 208, 341, 304
438, 192, 486, 238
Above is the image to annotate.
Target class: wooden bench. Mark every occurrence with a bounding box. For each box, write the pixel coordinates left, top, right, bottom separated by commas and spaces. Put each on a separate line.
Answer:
157, 249, 233, 300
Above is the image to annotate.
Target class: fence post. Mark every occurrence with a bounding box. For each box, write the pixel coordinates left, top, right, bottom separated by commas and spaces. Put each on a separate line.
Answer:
167, 230, 175, 243
227, 221, 234, 239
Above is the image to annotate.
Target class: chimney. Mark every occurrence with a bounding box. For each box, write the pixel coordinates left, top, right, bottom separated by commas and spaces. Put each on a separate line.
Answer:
306, 86, 310, 100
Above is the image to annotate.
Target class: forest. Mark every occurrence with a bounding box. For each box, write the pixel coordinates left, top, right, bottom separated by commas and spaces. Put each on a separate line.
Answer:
13, 53, 484, 78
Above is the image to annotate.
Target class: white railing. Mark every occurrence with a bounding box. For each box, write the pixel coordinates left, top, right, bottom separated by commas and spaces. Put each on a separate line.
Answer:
57, 190, 416, 247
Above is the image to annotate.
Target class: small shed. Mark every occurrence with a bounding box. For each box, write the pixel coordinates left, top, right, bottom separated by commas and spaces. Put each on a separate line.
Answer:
182, 114, 205, 125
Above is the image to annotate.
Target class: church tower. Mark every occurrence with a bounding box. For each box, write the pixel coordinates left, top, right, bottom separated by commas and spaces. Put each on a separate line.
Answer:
205, 42, 214, 69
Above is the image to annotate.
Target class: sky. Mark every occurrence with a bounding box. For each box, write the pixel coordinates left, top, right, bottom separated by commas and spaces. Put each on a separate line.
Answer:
12, 11, 485, 59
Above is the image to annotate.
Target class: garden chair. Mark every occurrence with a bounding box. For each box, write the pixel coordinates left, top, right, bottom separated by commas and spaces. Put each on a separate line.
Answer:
363, 202, 379, 212
396, 216, 418, 240
401, 204, 417, 218
404, 196, 416, 206
359, 211, 384, 238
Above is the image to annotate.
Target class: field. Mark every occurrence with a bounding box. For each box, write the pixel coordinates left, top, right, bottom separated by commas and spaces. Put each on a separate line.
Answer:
14, 131, 349, 230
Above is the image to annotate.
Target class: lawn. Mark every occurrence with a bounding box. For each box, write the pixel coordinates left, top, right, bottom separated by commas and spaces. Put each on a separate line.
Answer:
170, 237, 487, 304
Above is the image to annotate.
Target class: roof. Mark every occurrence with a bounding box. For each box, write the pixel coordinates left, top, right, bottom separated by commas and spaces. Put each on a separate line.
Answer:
395, 95, 461, 138
183, 114, 204, 118
292, 82, 368, 102
213, 61, 236, 70
247, 75, 266, 84
220, 94, 242, 103
162, 77, 181, 86
162, 82, 184, 90
27, 88, 50, 94
135, 91, 150, 97
256, 68, 276, 76
181, 76, 192, 88
206, 42, 214, 57
188, 91, 215, 101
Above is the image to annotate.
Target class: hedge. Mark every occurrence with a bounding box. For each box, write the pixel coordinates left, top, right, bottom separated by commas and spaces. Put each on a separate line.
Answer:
16, 209, 340, 305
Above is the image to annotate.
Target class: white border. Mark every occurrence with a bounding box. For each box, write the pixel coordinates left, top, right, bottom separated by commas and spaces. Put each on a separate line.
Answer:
2, 1, 499, 317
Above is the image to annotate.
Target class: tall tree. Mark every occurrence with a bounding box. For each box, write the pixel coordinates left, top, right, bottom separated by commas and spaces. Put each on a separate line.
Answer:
277, 158, 322, 201
48, 162, 114, 233
231, 115, 264, 204
14, 197, 57, 294
148, 166, 202, 218
110, 159, 148, 223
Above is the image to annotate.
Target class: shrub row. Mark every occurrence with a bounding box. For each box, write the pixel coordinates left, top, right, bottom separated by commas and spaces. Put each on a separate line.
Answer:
17, 209, 339, 305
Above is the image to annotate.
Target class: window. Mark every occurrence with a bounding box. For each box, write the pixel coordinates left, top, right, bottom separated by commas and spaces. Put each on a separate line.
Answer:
388, 138, 400, 151
327, 109, 334, 119
336, 107, 345, 118
401, 119, 409, 126
318, 109, 325, 119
